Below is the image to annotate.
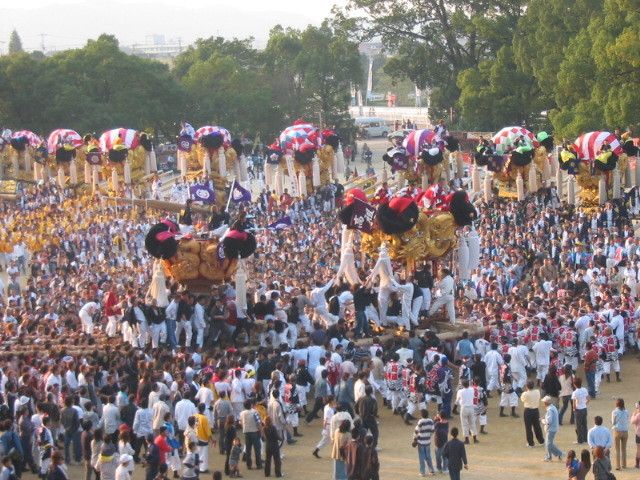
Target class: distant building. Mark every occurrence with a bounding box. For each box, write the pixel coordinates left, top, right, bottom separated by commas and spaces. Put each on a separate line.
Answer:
358, 42, 383, 57
121, 35, 186, 62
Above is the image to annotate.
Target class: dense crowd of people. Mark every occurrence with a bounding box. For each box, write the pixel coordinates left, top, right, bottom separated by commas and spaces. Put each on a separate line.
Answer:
0, 154, 639, 480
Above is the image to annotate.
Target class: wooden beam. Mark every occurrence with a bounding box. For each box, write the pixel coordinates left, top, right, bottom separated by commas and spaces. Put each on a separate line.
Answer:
103, 196, 216, 215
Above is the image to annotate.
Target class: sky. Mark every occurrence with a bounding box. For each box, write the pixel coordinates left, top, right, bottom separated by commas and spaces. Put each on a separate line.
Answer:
0, 0, 346, 52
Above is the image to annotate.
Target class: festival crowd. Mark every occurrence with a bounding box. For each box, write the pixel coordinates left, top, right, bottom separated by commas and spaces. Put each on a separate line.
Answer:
0, 151, 639, 480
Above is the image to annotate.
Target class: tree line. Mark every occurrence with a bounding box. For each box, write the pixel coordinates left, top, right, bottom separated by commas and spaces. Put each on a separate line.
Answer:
0, 24, 361, 142
5, 0, 634, 141
337, 0, 639, 138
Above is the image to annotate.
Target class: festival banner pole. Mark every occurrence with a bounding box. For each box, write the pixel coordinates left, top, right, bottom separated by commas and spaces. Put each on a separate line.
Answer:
225, 179, 236, 212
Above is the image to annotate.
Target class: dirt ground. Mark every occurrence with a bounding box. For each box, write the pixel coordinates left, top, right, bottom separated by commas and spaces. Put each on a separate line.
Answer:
23, 355, 637, 480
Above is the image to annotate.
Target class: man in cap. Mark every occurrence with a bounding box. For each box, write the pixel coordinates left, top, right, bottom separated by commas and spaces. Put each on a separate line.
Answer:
541, 395, 563, 462
115, 453, 133, 480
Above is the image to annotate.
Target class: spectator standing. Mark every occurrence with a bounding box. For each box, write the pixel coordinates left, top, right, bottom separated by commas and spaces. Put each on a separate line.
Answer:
413, 409, 436, 476
520, 381, 544, 447
571, 377, 589, 444
442, 427, 468, 480
541, 395, 563, 462
611, 398, 629, 470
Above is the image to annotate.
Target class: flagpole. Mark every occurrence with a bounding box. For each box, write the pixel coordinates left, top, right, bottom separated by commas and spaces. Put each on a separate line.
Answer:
225, 179, 235, 213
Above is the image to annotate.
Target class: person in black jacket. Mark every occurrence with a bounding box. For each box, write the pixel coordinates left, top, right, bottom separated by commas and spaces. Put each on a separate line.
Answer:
223, 414, 237, 475
262, 416, 282, 477
60, 396, 81, 465
176, 293, 194, 348
179, 199, 193, 226
256, 351, 274, 386
355, 386, 379, 448
541, 364, 561, 405
120, 394, 138, 438
46, 451, 69, 480
415, 262, 434, 315
208, 206, 230, 231
295, 361, 315, 416
353, 284, 372, 338
443, 427, 468, 480
147, 300, 166, 349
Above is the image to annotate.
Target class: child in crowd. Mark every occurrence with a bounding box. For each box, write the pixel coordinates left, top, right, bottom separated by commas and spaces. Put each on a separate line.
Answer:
182, 442, 199, 480
228, 437, 243, 477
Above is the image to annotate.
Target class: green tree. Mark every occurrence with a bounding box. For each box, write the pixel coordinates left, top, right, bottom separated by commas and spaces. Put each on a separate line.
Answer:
457, 46, 542, 130
44, 34, 187, 135
173, 36, 260, 79
336, 0, 526, 117
176, 22, 361, 140
0, 34, 187, 136
263, 25, 306, 122
513, 0, 602, 111
263, 22, 361, 130
180, 52, 278, 137
174, 35, 281, 138
296, 22, 362, 127
550, 0, 640, 138
0, 53, 49, 129
8, 29, 23, 54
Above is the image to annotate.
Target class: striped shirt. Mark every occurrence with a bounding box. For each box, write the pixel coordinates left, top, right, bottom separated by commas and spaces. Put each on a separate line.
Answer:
414, 418, 435, 445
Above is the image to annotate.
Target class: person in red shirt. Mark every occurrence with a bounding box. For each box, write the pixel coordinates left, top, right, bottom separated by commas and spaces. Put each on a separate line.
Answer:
372, 182, 389, 205
225, 297, 238, 333
582, 341, 599, 399
103, 282, 122, 338
154, 427, 172, 467
267, 191, 278, 213
280, 189, 293, 209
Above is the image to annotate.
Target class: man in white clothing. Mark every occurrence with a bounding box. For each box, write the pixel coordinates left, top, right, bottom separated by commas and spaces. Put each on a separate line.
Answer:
532, 334, 553, 382
310, 278, 338, 326
174, 395, 197, 438
574, 309, 591, 356
230, 369, 246, 419
508, 338, 530, 390
195, 382, 215, 426
607, 307, 625, 355
175, 293, 193, 348
78, 301, 100, 335
428, 268, 456, 323
483, 343, 504, 393
456, 379, 478, 443
133, 300, 149, 348
191, 296, 206, 349
474, 337, 491, 358
312, 396, 336, 458
394, 279, 414, 330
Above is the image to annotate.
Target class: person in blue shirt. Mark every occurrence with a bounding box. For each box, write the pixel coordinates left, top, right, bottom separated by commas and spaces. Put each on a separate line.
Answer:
542, 395, 563, 461
455, 331, 476, 362
611, 398, 630, 470
588, 416, 613, 453
565, 449, 580, 478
